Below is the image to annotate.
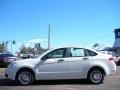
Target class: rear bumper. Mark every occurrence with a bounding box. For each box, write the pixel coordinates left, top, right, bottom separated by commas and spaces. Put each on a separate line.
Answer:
107, 62, 116, 76
108, 69, 116, 75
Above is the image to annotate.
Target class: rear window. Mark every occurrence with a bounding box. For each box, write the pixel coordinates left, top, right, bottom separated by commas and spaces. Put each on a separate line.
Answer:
0, 54, 14, 58
86, 49, 97, 56
7, 54, 14, 57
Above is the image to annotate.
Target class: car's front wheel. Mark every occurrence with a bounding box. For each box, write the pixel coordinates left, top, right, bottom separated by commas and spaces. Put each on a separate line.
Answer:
16, 69, 35, 85
87, 69, 104, 84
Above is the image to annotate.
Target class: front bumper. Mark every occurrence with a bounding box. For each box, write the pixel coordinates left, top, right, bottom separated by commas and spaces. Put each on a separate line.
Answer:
5, 73, 8, 78
4, 65, 17, 80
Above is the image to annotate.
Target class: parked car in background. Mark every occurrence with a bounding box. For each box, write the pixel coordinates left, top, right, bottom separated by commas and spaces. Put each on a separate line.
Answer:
19, 54, 35, 59
99, 51, 120, 64
5, 46, 116, 85
0, 53, 17, 66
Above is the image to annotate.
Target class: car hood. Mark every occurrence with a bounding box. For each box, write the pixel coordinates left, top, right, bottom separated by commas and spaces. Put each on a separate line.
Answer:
15, 58, 40, 67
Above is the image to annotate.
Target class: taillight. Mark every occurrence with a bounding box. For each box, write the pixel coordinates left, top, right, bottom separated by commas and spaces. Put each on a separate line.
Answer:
109, 57, 113, 61
14, 58, 17, 61
3, 58, 8, 62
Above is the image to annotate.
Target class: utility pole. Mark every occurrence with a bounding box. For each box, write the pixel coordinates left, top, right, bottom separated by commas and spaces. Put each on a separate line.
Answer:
48, 24, 50, 49
2, 41, 5, 53
11, 40, 12, 54
4, 41, 8, 53
11, 40, 16, 54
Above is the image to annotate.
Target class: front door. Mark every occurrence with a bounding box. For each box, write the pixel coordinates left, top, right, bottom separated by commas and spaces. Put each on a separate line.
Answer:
36, 48, 68, 80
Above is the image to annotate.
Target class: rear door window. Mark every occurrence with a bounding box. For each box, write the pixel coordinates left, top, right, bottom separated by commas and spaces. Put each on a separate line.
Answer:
66, 48, 87, 57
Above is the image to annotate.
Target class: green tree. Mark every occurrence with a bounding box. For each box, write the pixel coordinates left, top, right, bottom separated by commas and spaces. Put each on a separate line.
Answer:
34, 43, 46, 55
20, 45, 28, 54
0, 43, 4, 53
20, 43, 47, 55
27, 47, 35, 54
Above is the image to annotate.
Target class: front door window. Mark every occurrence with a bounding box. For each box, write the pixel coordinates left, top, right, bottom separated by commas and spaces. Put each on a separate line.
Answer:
42, 48, 66, 60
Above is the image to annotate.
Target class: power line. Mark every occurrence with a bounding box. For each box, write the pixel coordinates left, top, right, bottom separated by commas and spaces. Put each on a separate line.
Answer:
84, 33, 113, 43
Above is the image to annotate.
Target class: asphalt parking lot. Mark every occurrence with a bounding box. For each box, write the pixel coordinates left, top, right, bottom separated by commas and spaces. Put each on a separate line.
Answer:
0, 66, 120, 90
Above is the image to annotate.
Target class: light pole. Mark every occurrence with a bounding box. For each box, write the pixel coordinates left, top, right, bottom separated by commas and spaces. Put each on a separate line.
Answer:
48, 24, 51, 49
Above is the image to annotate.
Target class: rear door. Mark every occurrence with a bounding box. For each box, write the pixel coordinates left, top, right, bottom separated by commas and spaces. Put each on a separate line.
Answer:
66, 48, 91, 79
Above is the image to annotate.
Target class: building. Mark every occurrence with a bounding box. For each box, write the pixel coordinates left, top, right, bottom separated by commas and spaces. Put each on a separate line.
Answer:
113, 28, 120, 55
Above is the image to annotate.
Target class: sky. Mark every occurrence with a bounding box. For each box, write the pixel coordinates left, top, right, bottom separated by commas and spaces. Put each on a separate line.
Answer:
0, 0, 120, 53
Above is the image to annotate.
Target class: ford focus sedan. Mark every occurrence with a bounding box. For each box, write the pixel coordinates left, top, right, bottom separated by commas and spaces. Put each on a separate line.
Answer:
5, 46, 116, 85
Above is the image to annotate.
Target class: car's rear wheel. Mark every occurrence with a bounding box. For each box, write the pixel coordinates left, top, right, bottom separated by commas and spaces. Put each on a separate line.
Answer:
16, 70, 35, 85
87, 69, 104, 84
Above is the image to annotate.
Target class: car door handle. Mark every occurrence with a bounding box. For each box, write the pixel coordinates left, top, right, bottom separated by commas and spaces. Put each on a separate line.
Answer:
58, 59, 64, 62
82, 57, 89, 60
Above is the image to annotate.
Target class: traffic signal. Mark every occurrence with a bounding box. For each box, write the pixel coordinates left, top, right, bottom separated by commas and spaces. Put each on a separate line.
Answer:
13, 40, 16, 44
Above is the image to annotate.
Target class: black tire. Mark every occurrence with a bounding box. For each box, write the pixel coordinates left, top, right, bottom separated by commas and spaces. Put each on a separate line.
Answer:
16, 70, 35, 85
87, 69, 104, 84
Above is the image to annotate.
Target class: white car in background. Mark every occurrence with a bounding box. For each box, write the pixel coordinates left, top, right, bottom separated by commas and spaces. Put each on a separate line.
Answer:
5, 46, 116, 85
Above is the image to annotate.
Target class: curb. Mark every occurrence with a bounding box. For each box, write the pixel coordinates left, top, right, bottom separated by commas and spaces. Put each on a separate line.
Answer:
0, 73, 4, 75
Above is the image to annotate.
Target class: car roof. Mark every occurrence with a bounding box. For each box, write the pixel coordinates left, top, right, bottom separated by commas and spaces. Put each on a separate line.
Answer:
50, 46, 87, 49
38, 46, 99, 59
50, 46, 97, 51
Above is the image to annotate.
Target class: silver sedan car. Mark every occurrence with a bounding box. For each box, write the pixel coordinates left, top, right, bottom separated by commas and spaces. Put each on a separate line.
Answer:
5, 46, 116, 85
